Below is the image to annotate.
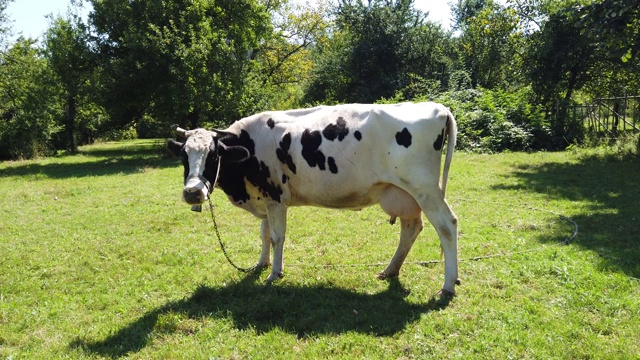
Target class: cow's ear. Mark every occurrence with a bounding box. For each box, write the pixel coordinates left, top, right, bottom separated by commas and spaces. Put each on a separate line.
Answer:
167, 139, 183, 156
218, 142, 250, 163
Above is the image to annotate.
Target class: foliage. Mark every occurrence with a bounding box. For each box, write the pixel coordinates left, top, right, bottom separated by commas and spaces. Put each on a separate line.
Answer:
43, 9, 97, 152
250, 0, 331, 111
574, 0, 640, 98
0, 140, 638, 358
574, 0, 640, 64
505, 0, 585, 33
304, 0, 451, 104
0, 0, 11, 47
523, 0, 639, 144
88, 0, 272, 130
0, 39, 60, 159
441, 88, 549, 151
0, 1, 61, 159
1, 0, 640, 158
303, 28, 354, 104
382, 86, 548, 152
452, 0, 523, 89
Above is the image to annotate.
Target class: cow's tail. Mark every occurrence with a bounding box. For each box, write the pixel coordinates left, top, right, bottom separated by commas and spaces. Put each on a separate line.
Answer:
441, 109, 457, 195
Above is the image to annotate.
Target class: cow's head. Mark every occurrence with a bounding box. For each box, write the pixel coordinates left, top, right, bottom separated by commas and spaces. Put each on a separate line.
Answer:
167, 125, 250, 208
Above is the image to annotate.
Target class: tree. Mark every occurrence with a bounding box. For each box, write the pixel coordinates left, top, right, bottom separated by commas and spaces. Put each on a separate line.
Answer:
0, 0, 11, 47
452, 0, 488, 28
452, 0, 522, 89
43, 5, 96, 152
250, 0, 331, 110
304, 27, 353, 103
305, 0, 450, 104
88, 0, 272, 131
523, 0, 640, 143
0, 38, 60, 159
524, 7, 595, 143
0, 0, 60, 159
575, 0, 640, 97
579, 0, 639, 64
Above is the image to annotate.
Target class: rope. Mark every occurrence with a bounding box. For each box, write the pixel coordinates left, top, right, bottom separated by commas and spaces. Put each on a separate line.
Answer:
206, 154, 257, 273
208, 197, 258, 273
205, 170, 579, 272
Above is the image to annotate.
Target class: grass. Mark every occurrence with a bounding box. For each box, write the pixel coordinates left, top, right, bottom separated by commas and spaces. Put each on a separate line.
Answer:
1, 139, 639, 359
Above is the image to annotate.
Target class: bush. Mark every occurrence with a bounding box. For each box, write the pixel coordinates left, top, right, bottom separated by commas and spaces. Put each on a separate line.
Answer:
486, 120, 534, 151
427, 87, 550, 152
135, 114, 169, 139
98, 127, 137, 142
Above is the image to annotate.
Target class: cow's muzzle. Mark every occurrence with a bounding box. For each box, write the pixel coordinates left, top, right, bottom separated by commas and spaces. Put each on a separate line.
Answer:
182, 174, 212, 207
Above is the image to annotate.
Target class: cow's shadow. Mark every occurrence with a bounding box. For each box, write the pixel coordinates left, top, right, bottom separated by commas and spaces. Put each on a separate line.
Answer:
70, 272, 449, 358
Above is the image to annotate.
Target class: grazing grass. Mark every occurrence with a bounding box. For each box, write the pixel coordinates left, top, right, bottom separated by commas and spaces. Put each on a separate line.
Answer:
1, 139, 638, 359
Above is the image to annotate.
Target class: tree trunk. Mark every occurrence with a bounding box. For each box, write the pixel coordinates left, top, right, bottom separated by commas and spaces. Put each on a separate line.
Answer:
555, 65, 580, 142
187, 109, 199, 130
66, 95, 77, 153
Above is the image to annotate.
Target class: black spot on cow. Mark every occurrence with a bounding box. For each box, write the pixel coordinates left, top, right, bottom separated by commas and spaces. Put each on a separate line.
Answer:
354, 130, 362, 141
323, 117, 349, 141
282, 174, 288, 184
433, 127, 446, 151
328, 157, 338, 174
216, 130, 283, 203
215, 130, 254, 203
256, 160, 284, 201
395, 128, 412, 148
276, 133, 297, 174
267, 118, 275, 129
301, 129, 326, 170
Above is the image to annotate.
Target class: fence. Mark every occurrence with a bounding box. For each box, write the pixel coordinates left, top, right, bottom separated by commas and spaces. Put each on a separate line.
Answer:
573, 96, 640, 136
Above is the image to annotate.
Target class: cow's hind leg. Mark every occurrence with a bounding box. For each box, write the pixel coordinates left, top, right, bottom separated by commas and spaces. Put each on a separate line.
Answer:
377, 216, 423, 280
419, 194, 459, 296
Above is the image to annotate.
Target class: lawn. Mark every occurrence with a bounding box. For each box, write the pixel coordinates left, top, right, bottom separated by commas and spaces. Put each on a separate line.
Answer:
1, 139, 638, 359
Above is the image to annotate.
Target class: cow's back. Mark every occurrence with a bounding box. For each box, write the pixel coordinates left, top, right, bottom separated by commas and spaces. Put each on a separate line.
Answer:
226, 102, 452, 210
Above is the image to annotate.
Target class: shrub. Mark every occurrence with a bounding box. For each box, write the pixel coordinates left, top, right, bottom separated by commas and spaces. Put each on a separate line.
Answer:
135, 114, 169, 139
431, 87, 549, 152
98, 127, 138, 142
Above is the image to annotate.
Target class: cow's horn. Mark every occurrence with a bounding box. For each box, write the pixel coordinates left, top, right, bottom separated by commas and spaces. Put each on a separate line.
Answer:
212, 128, 233, 138
172, 124, 189, 138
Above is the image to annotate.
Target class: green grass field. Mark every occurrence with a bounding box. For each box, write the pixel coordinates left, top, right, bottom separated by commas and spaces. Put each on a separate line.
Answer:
1, 139, 638, 359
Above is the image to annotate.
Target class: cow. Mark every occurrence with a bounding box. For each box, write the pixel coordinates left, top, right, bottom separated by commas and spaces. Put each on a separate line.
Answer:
167, 102, 460, 296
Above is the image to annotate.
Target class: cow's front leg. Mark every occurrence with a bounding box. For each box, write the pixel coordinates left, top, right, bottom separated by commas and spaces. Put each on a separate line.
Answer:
265, 202, 287, 283
257, 219, 271, 268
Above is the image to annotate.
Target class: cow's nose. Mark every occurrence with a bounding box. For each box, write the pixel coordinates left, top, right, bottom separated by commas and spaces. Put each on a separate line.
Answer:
183, 188, 203, 204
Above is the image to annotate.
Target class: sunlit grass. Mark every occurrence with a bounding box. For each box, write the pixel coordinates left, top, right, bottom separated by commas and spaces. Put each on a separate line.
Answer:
1, 140, 638, 358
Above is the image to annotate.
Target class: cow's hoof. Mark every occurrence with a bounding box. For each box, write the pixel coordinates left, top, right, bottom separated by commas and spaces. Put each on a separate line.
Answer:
376, 271, 398, 280
438, 288, 456, 299
265, 272, 284, 284
255, 261, 271, 269
455, 278, 461, 285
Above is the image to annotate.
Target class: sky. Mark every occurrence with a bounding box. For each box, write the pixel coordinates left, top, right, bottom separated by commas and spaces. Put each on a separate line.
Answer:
6, 0, 454, 41
6, 0, 87, 39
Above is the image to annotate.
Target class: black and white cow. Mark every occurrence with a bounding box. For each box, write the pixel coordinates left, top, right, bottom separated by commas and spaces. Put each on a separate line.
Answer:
167, 102, 460, 296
